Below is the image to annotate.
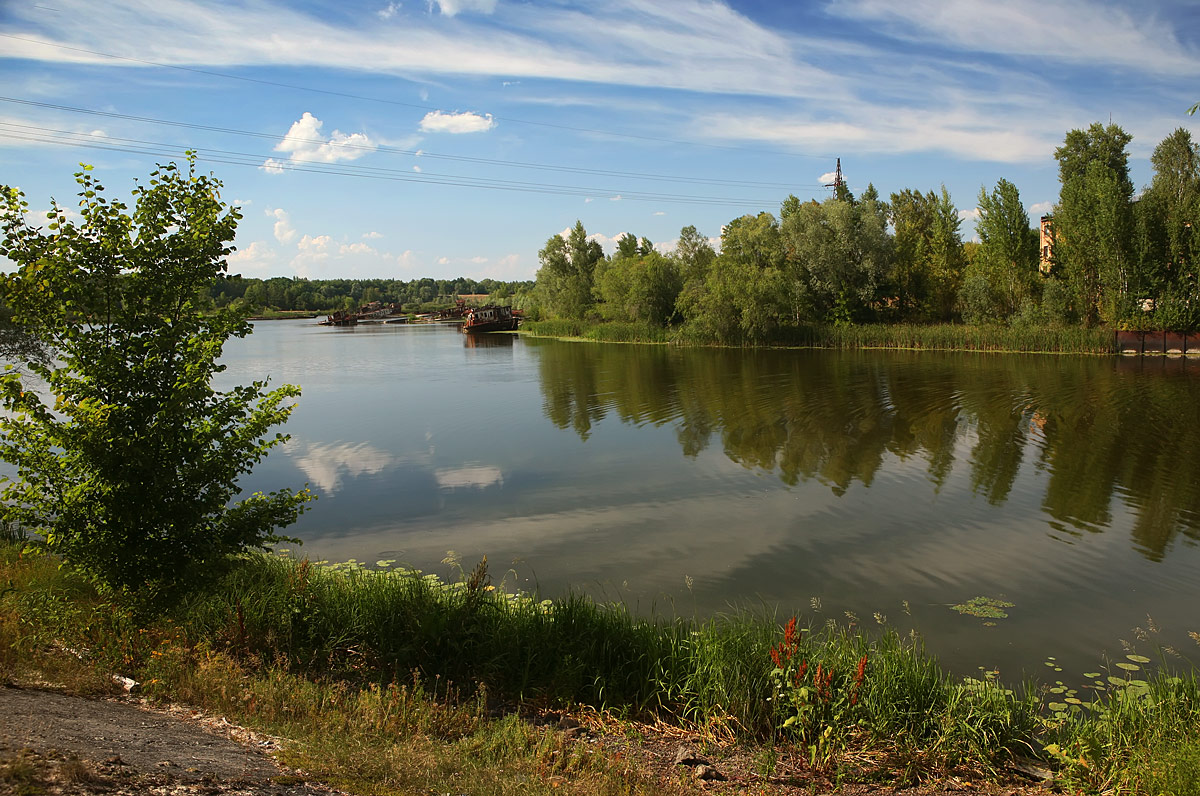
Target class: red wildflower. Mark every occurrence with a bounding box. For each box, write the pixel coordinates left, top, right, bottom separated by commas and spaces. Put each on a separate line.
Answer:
784, 616, 799, 649
851, 654, 868, 706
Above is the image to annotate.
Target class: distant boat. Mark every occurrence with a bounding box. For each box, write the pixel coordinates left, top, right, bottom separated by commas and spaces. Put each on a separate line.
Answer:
461, 305, 520, 334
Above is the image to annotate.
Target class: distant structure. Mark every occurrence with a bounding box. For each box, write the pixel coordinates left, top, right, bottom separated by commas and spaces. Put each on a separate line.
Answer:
1039, 215, 1054, 274
824, 158, 846, 196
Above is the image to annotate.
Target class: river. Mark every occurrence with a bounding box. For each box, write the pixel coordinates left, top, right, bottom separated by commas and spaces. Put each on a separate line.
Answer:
223, 319, 1200, 681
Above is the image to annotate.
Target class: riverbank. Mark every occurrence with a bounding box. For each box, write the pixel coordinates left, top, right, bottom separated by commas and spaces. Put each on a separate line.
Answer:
522, 320, 1133, 355
3, 543, 1198, 794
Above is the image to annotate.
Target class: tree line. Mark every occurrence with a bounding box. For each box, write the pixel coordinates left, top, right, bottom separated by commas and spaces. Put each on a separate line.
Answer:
529, 124, 1200, 340
212, 275, 534, 313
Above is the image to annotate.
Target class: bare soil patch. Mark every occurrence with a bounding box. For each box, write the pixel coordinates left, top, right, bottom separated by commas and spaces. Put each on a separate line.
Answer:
0, 685, 343, 795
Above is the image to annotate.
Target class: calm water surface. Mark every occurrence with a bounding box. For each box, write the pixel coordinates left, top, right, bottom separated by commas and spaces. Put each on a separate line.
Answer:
224, 320, 1200, 680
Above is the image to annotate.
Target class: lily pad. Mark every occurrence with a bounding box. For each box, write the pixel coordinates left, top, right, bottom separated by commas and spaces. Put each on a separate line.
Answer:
950, 596, 1014, 619
1115, 662, 1141, 671
1126, 654, 1151, 664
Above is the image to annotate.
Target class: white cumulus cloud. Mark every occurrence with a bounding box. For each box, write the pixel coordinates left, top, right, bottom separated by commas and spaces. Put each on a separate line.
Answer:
271, 112, 374, 165
363, 231, 383, 239
377, 2, 401, 20
267, 207, 297, 244
818, 171, 838, 183
957, 207, 981, 222
1028, 201, 1054, 216
419, 110, 496, 134
226, 240, 277, 275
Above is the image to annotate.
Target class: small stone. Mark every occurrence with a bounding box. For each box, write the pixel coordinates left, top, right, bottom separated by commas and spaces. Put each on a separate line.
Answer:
104, 755, 125, 766
673, 745, 709, 766
694, 764, 726, 781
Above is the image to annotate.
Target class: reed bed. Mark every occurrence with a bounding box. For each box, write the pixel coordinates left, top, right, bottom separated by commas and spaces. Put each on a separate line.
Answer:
799, 324, 1116, 354
525, 320, 1117, 354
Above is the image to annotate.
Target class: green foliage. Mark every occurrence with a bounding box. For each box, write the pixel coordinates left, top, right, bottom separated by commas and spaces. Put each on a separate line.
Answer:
535, 221, 603, 320
594, 248, 681, 327
887, 186, 966, 320
780, 196, 893, 325
1053, 123, 1136, 325
972, 179, 1039, 319
0, 157, 313, 604
680, 213, 789, 344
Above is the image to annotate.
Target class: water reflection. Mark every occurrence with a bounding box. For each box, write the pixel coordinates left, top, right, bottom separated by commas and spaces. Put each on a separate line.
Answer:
534, 341, 1200, 561
435, 465, 504, 489
288, 440, 396, 496
463, 332, 516, 349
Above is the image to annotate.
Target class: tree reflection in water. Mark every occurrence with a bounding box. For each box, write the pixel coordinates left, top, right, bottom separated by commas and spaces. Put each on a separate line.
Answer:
534, 340, 1200, 562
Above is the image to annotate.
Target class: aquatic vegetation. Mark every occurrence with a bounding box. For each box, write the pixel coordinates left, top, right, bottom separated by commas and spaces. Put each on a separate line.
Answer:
949, 596, 1015, 620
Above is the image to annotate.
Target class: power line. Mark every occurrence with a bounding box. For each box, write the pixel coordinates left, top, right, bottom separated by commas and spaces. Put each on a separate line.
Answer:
0, 33, 832, 161
0, 96, 824, 191
0, 124, 785, 207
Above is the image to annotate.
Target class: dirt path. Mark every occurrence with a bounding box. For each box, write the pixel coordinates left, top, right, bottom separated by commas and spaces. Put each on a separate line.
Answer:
0, 685, 344, 795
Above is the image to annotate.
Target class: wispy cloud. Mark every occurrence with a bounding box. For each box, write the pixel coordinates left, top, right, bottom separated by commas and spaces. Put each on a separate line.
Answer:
432, 0, 497, 17
3, 0, 1193, 166
829, 0, 1200, 75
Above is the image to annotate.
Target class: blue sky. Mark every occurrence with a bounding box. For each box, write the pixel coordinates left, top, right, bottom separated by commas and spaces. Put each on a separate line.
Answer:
1, 0, 1197, 282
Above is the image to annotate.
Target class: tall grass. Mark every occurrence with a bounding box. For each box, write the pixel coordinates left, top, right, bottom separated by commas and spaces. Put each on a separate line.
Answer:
800, 323, 1116, 354
173, 555, 1047, 770
523, 320, 670, 343
525, 320, 1117, 354
4, 545, 1198, 790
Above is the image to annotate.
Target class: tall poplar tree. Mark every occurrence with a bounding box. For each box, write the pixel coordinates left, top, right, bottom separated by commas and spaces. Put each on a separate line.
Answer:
1052, 123, 1135, 324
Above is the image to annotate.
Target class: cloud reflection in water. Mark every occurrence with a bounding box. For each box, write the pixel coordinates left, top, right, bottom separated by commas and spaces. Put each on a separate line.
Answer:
435, 465, 504, 490
289, 440, 396, 495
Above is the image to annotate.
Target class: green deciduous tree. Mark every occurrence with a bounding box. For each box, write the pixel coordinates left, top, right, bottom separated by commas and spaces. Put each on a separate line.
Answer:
682, 213, 788, 343
535, 220, 603, 319
1053, 123, 1136, 324
594, 239, 682, 327
968, 178, 1040, 321
780, 196, 892, 324
0, 157, 313, 603
887, 186, 964, 320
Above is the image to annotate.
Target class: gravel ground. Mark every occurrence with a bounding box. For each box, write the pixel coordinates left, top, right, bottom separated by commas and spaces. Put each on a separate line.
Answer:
0, 685, 345, 795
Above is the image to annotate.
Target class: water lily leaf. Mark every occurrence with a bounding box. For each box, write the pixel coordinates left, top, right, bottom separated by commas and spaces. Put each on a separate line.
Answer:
1083, 672, 1101, 678
1115, 662, 1141, 671
950, 596, 1014, 619
1048, 701, 1068, 712
1065, 697, 1083, 705
1125, 654, 1151, 664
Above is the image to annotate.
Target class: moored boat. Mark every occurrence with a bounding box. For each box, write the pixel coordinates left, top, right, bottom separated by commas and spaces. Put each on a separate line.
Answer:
461, 305, 520, 333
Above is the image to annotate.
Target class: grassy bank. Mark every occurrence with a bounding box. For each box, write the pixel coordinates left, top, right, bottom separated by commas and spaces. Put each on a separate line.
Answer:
3, 543, 1198, 794
523, 320, 1118, 354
